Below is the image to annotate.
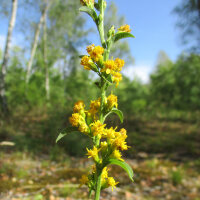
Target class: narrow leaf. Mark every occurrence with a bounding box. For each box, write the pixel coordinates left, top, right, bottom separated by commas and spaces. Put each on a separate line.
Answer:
107, 159, 134, 181
56, 127, 78, 143
114, 32, 135, 43
56, 133, 67, 143
111, 108, 124, 123
79, 6, 98, 24
103, 108, 124, 123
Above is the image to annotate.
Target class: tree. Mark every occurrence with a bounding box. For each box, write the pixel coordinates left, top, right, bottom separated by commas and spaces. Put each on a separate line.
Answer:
150, 53, 200, 110
0, 0, 18, 113
174, 0, 200, 53
26, 1, 50, 84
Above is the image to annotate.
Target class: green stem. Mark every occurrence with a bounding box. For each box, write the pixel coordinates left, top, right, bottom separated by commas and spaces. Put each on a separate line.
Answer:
98, 0, 106, 48
94, 170, 102, 200
94, 2, 107, 200
100, 81, 106, 123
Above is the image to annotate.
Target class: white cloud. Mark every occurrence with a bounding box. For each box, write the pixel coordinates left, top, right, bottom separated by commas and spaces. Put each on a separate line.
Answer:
122, 64, 154, 83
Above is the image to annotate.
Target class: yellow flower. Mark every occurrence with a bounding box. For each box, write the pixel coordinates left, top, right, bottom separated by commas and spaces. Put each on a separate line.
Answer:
86, 146, 99, 160
115, 58, 125, 72
80, 174, 89, 186
102, 60, 116, 74
89, 98, 101, 115
80, 56, 93, 70
87, 45, 104, 62
101, 167, 108, 180
107, 177, 119, 191
104, 127, 116, 139
113, 72, 122, 86
73, 100, 85, 113
119, 128, 128, 139
107, 94, 118, 109
118, 24, 131, 33
78, 123, 89, 134
87, 44, 95, 54
69, 113, 83, 127
100, 141, 108, 150
113, 137, 129, 151
90, 120, 106, 137
112, 149, 124, 161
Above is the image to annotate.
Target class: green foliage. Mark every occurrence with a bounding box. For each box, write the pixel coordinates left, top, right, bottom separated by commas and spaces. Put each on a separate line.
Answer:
170, 167, 184, 185
150, 53, 200, 110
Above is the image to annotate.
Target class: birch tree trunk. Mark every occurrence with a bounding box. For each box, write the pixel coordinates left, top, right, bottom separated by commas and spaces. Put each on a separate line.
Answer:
26, 3, 49, 84
0, 0, 18, 113
43, 9, 50, 101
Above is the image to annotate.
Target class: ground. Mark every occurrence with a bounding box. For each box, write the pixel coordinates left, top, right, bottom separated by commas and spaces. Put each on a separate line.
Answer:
0, 151, 200, 200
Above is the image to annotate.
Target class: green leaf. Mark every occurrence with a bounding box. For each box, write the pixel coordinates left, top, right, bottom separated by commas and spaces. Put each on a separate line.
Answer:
79, 6, 98, 24
106, 74, 113, 84
103, 108, 124, 123
56, 127, 78, 143
79, 55, 85, 58
114, 32, 135, 43
107, 159, 134, 181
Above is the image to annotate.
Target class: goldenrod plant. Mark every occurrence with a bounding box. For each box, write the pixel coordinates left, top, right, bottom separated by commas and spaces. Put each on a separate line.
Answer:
56, 0, 135, 199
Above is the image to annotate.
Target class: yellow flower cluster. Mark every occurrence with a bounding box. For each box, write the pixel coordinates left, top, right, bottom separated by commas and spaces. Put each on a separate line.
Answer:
69, 98, 129, 191
88, 98, 101, 117
90, 120, 106, 137
80, 56, 93, 70
101, 58, 124, 86
107, 94, 118, 109
87, 44, 104, 62
69, 101, 89, 134
81, 167, 118, 191
82, 124, 129, 190
86, 146, 99, 161
118, 24, 131, 33
80, 44, 104, 71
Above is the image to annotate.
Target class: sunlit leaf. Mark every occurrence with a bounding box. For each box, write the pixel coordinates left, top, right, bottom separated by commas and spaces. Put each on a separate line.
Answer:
107, 159, 134, 181
56, 127, 78, 143
114, 32, 135, 43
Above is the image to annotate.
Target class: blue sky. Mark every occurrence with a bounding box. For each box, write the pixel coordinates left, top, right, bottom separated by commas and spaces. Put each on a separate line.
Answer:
0, 0, 184, 83
112, 0, 183, 82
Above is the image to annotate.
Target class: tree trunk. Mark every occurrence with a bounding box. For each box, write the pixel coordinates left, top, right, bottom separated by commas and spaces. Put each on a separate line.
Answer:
0, 0, 18, 113
43, 8, 50, 101
26, 3, 49, 84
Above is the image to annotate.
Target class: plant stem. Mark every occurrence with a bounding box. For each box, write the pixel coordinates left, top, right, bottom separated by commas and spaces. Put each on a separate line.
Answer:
98, 0, 106, 48
94, 1, 107, 200
100, 82, 106, 123
94, 169, 102, 200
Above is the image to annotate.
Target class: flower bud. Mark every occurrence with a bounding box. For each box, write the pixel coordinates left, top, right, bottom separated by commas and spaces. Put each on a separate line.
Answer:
80, 0, 94, 8
107, 25, 115, 38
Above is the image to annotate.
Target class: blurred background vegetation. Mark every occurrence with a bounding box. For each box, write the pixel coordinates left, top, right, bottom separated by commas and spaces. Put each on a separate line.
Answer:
0, 0, 200, 199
